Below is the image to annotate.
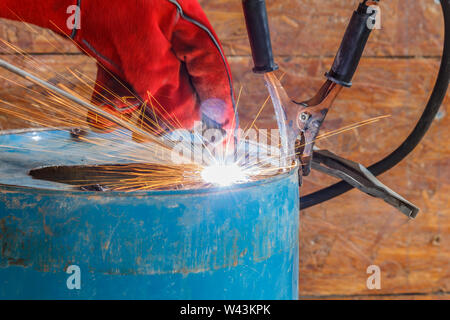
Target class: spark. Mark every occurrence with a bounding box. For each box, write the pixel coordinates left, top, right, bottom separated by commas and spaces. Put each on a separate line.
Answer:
31, 133, 42, 141
201, 163, 248, 187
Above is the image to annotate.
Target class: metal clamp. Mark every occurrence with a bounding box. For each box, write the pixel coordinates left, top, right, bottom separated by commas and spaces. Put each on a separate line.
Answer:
311, 149, 419, 218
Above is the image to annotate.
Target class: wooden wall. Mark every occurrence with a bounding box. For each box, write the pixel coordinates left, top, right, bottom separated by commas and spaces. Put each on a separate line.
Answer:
0, 0, 448, 299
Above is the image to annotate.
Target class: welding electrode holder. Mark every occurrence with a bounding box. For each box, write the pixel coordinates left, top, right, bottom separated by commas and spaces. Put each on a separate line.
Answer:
326, 1, 379, 87
242, 0, 279, 73
302, 0, 450, 210
241, 0, 424, 217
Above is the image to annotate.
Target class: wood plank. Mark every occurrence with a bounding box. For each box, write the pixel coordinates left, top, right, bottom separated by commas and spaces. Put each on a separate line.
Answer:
200, 0, 445, 57
0, 0, 445, 57
0, 20, 80, 54
301, 293, 450, 300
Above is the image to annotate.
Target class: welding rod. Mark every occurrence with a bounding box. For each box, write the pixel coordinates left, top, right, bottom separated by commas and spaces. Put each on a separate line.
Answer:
242, 0, 295, 167
0, 58, 165, 145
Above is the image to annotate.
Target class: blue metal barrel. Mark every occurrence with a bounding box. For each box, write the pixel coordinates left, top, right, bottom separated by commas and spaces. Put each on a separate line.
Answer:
0, 130, 299, 300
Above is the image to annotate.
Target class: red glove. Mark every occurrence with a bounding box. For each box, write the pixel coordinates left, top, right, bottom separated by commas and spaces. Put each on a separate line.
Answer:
0, 0, 237, 134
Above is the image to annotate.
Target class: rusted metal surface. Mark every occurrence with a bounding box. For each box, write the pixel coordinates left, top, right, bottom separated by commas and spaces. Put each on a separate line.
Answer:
0, 130, 300, 299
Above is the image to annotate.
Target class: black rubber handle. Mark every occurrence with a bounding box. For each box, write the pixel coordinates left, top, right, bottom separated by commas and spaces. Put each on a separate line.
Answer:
326, 2, 377, 87
242, 0, 279, 73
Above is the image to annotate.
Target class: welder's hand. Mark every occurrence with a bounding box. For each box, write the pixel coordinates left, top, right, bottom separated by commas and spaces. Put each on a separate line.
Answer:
0, 0, 237, 135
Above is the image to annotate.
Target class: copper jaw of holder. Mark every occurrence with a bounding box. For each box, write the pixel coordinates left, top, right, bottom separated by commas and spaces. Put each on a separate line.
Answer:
264, 73, 343, 176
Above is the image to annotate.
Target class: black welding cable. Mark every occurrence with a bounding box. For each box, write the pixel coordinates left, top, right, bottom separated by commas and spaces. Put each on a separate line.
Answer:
301, 0, 450, 210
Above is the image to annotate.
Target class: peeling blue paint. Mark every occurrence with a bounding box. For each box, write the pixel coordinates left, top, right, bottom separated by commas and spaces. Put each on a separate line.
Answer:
0, 130, 299, 299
